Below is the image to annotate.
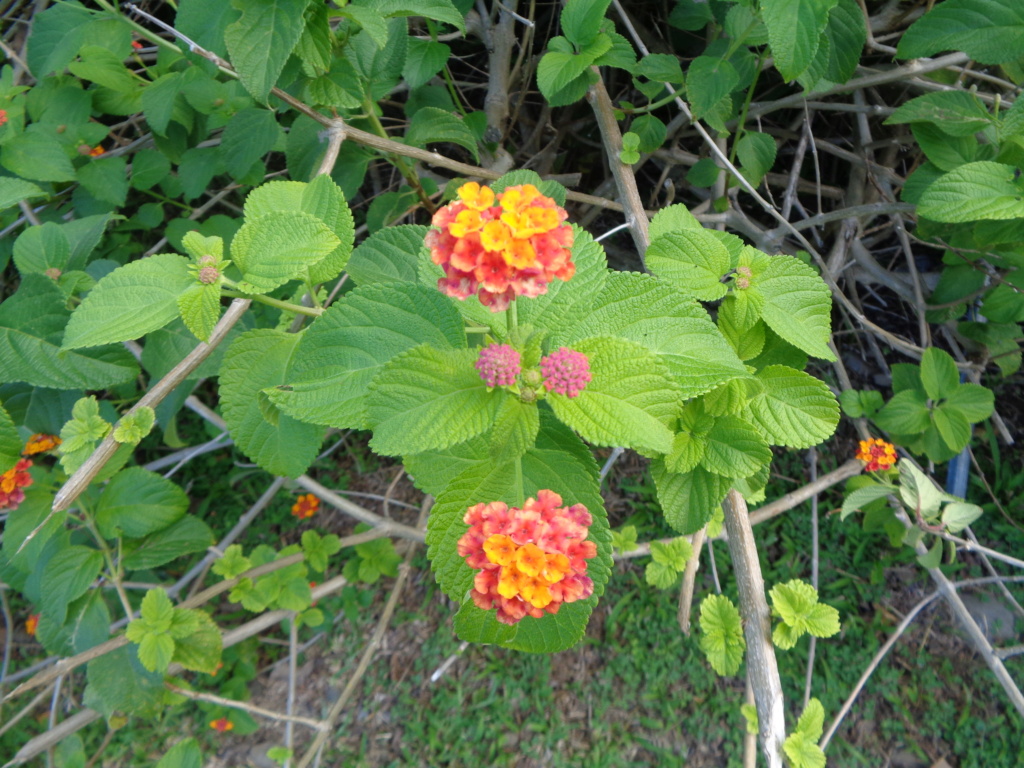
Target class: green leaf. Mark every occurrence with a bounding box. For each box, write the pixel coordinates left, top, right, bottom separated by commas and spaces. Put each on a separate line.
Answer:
26, 0, 94, 77
172, 609, 222, 674
489, 397, 540, 463
631, 114, 667, 153
841, 483, 892, 520
224, 0, 310, 102
231, 211, 340, 293
918, 162, 1024, 223
610, 525, 638, 553
700, 415, 772, 478
933, 402, 971, 451
62, 254, 193, 349
212, 545, 252, 579
0, 130, 77, 183
747, 249, 835, 361
912, 122, 978, 172
177, 283, 222, 342
373, 0, 466, 32
221, 108, 282, 179
784, 699, 827, 768
652, 460, 729, 535
698, 594, 745, 676
645, 560, 680, 589
545, 336, 678, 455
561, 0, 612, 47
41, 545, 103, 626
155, 739, 202, 768
745, 366, 839, 448
85, 645, 163, 718
96, 467, 188, 539
896, 0, 1024, 65
270, 283, 464, 429
0, 177, 46, 213
886, 91, 994, 137
635, 53, 684, 84
347, 225, 427, 286
138, 588, 175, 632
405, 107, 479, 163
366, 346, 502, 455
645, 229, 730, 301
77, 155, 129, 206
685, 56, 739, 131
0, 275, 139, 389
736, 133, 776, 187
761, 0, 838, 82
875, 389, 931, 434
113, 405, 155, 443
221, 329, 324, 477
942, 501, 983, 534
820, 0, 865, 84
0, 404, 19, 473
141, 71, 189, 137
403, 38, 451, 90
770, 579, 840, 648
650, 537, 693, 570
943, 383, 994, 422
920, 347, 960, 401
648, 204, 700, 239
301, 530, 342, 572
536, 50, 597, 107
899, 460, 947, 518
559, 272, 746, 399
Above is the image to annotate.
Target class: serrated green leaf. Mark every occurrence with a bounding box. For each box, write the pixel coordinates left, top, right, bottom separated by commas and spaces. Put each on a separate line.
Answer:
221, 108, 281, 179
943, 383, 994, 422
41, 545, 103, 626
405, 106, 479, 163
646, 229, 730, 301
698, 594, 745, 676
840, 483, 892, 520
220, 329, 325, 477
14, 223, 70, 278
231, 211, 340, 293
736, 132, 776, 186
345, 225, 427, 286
745, 366, 839, 448
770, 579, 840, 646
155, 738, 202, 768
224, 0, 309, 102
489, 397, 540, 463
645, 560, 680, 589
172, 609, 222, 674
652, 460, 729, 535
96, 467, 188, 539
886, 91, 994, 137
0, 405, 20, 473
545, 336, 678, 455
875, 389, 931, 434
686, 55, 739, 131
561, 0, 612, 47
62, 254, 193, 349
85, 645, 164, 718
137, 632, 175, 673
762, 0, 837, 82
635, 52, 684, 83
896, 0, 1024, 65
113, 406, 155, 445
700, 415, 772, 478
919, 162, 1024, 223
648, 204, 700, 239
920, 347, 960, 401
797, 697, 826, 741
269, 283, 465, 429
367, 346, 502, 455
650, 537, 692, 570
536, 51, 596, 106
933, 402, 971, 451
666, 427, 708, 474
177, 283, 222, 342
212, 544, 252, 579
0, 276, 139, 389
403, 38, 450, 90
0, 131, 76, 183
784, 711, 826, 768
0, 177, 46, 213
26, 0, 94, 77
558, 272, 746, 398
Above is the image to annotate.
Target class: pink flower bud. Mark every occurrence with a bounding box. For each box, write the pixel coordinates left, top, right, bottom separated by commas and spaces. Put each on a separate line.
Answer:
198, 266, 220, 284
540, 347, 591, 398
475, 344, 521, 387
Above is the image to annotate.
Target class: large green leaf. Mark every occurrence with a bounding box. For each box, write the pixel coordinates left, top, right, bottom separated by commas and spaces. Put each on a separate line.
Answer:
744, 365, 839, 448
557, 272, 746, 398
820, 0, 866, 84
918, 162, 1024, 223
685, 56, 739, 132
220, 108, 282, 179
645, 229, 730, 301
85, 645, 164, 718
62, 254, 193, 349
875, 389, 931, 434
0, 178, 46, 213
12, 222, 69, 277
545, 336, 679, 455
41, 545, 104, 626
700, 415, 772, 478
269, 283, 465, 429
341, 225, 427, 286
220, 329, 325, 477
367, 346, 503, 455
652, 459, 729, 535
0, 404, 19, 473
95, 468, 189, 540
0, 274, 138, 389
761, 0, 838, 82
243, 176, 356, 284
561, 0, 613, 47
886, 91, 995, 137
746, 248, 836, 361
175, 0, 241, 58
897, 0, 1024, 65
26, 0, 94, 77
230, 211, 340, 293
224, 0, 310, 102
122, 515, 213, 571
0, 130, 76, 183
405, 107, 479, 163
920, 347, 960, 401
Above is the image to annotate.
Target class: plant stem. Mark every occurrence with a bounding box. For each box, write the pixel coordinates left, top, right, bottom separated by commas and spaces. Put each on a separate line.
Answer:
362, 97, 437, 214
221, 291, 323, 317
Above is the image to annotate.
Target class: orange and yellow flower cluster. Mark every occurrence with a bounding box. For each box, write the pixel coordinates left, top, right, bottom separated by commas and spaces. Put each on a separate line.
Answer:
426, 182, 575, 312
1, 434, 61, 511
856, 438, 897, 472
457, 490, 597, 625
291, 493, 320, 519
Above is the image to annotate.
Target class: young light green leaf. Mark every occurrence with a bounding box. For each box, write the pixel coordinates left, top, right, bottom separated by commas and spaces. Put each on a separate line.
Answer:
645, 560, 680, 589
545, 336, 679, 455
269, 283, 464, 429
137, 632, 176, 673
212, 544, 252, 579
301, 530, 342, 572
698, 594, 746, 676
645, 229, 730, 301
171, 609, 222, 674
489, 396, 540, 463
699, 415, 772, 478
648, 204, 700, 239
741, 703, 759, 735
761, 0, 838, 82
177, 283, 222, 342
366, 346, 503, 456
918, 162, 1024, 223
230, 211, 340, 293
784, 699, 827, 768
220, 329, 325, 477
769, 579, 840, 649
62, 254, 193, 349
745, 366, 839, 448
942, 502, 983, 534
113, 406, 155, 445
536, 50, 596, 106
59, 396, 110, 454
610, 525, 638, 553
650, 537, 693, 570
896, 0, 1024, 65
224, 0, 309, 102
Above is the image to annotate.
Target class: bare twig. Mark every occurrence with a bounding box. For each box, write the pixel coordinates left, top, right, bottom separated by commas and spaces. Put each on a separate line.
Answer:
677, 526, 706, 635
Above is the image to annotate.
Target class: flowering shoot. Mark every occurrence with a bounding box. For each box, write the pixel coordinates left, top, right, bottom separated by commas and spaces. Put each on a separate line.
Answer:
540, 347, 591, 398
476, 343, 521, 387
856, 438, 897, 472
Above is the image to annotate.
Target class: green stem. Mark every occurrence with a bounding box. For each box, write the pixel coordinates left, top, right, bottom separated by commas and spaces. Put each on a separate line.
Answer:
221, 290, 323, 317
621, 90, 679, 116
507, 298, 518, 338
464, 325, 490, 334
362, 97, 437, 213
725, 48, 767, 193
304, 276, 323, 310
83, 514, 134, 620
514, 457, 524, 507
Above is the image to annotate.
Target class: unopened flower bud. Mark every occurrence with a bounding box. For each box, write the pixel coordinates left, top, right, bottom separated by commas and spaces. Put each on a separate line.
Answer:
522, 369, 542, 388
45, 268, 61, 280
736, 266, 752, 277
735, 276, 750, 290
519, 387, 537, 403
198, 266, 220, 284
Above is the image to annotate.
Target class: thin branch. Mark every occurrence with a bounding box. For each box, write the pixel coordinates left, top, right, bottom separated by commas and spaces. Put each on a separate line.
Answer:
164, 682, 324, 731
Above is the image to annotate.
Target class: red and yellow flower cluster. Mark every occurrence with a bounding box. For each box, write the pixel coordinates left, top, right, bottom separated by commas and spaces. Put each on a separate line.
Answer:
457, 490, 597, 625
426, 182, 575, 312
856, 438, 897, 472
1, 434, 60, 511
291, 493, 320, 519
209, 717, 234, 732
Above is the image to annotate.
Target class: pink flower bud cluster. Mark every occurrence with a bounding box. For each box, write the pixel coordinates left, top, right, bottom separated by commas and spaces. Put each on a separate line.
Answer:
540, 347, 591, 398
475, 344, 521, 387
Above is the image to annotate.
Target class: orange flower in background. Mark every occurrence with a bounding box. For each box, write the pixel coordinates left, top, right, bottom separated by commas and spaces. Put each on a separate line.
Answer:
209, 717, 234, 732
88, 145, 105, 157
291, 493, 320, 519
26, 614, 40, 637
856, 438, 897, 472
457, 490, 597, 625
426, 182, 575, 312
23, 433, 61, 456
131, 40, 144, 50
0, 458, 33, 510
0, 109, 8, 127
